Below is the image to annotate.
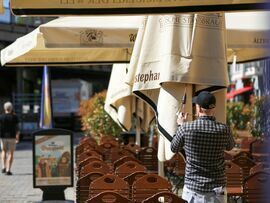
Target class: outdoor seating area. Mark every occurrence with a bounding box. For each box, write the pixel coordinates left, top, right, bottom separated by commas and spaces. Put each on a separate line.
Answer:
224, 137, 270, 203
75, 135, 270, 203
75, 136, 186, 203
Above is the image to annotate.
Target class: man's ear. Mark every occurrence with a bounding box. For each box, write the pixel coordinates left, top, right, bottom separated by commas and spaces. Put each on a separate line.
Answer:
198, 106, 203, 113
195, 104, 200, 113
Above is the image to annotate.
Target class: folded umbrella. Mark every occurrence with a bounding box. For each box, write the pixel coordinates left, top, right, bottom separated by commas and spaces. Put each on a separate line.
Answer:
127, 14, 228, 161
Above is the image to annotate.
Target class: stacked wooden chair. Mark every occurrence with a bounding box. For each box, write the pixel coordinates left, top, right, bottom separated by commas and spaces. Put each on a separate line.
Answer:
86, 191, 131, 203
115, 161, 147, 178
113, 156, 142, 170
142, 191, 187, 203
132, 174, 172, 203
225, 161, 244, 202
76, 172, 104, 203
88, 174, 130, 201
75, 136, 189, 203
138, 147, 158, 173
243, 171, 270, 203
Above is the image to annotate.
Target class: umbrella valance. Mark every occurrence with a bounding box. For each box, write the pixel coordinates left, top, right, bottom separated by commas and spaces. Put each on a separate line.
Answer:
0, 16, 143, 66
10, 0, 268, 16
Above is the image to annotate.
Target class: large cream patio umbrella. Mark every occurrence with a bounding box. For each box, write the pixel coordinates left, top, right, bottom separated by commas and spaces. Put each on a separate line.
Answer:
0, 16, 143, 66
126, 13, 228, 162
105, 64, 154, 145
1, 13, 269, 66
226, 11, 270, 63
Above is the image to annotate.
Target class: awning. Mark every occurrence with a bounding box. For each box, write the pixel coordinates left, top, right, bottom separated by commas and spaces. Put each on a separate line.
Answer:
226, 86, 253, 99
10, 0, 269, 16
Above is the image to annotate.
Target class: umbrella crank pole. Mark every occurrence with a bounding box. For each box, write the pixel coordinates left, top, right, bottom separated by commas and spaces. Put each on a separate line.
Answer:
176, 86, 187, 117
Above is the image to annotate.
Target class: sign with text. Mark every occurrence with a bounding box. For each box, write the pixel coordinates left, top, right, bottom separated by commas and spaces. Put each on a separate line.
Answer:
11, 0, 269, 16
33, 129, 73, 188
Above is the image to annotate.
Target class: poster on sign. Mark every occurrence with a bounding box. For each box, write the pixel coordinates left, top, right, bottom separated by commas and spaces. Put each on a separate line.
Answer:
33, 129, 73, 188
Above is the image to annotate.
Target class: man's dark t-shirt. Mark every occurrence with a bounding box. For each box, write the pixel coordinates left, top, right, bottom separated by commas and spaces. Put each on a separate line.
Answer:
0, 113, 19, 139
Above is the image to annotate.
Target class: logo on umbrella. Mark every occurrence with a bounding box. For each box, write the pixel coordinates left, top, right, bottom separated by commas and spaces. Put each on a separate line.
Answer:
80, 29, 104, 45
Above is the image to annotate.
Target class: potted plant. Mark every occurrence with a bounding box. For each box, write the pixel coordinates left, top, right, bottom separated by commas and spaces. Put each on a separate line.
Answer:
79, 90, 122, 142
226, 101, 252, 138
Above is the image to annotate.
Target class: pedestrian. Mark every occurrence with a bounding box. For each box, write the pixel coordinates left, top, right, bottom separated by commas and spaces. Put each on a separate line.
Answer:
171, 91, 235, 203
0, 102, 20, 175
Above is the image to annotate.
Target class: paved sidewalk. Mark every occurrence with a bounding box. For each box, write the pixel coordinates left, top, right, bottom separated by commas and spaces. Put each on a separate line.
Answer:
0, 134, 82, 203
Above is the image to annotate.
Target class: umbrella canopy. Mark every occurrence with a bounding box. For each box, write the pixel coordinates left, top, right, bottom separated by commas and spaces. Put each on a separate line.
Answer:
0, 16, 143, 66
105, 64, 154, 132
226, 11, 270, 63
126, 13, 228, 161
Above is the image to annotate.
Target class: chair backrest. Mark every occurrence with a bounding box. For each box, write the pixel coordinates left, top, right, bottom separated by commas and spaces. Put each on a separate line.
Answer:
99, 142, 119, 163
138, 147, 158, 172
232, 156, 256, 180
250, 163, 270, 175
132, 173, 172, 203
78, 150, 103, 164
86, 191, 131, 203
243, 171, 270, 203
224, 151, 234, 160
115, 161, 147, 178
124, 171, 148, 199
172, 153, 185, 176
114, 156, 141, 170
80, 160, 111, 178
110, 148, 134, 163
225, 161, 243, 187
77, 156, 102, 174
89, 174, 129, 200
250, 139, 269, 163
240, 137, 256, 152
233, 151, 253, 160
142, 191, 186, 203
123, 143, 141, 155
76, 172, 104, 203
76, 143, 95, 161
251, 139, 268, 154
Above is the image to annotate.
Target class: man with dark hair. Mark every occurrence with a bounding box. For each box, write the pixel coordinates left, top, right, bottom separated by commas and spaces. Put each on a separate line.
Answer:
0, 102, 20, 175
171, 91, 235, 203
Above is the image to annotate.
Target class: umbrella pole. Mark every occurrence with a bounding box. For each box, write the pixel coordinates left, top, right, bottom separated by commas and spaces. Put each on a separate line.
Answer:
158, 161, 165, 177
135, 114, 141, 147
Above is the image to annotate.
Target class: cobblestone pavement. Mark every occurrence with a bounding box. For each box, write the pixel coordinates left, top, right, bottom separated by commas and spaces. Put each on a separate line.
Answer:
0, 133, 82, 203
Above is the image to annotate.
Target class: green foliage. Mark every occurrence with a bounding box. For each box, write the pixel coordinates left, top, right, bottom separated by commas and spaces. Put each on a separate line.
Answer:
226, 97, 264, 138
79, 90, 122, 140
248, 97, 264, 138
226, 102, 252, 130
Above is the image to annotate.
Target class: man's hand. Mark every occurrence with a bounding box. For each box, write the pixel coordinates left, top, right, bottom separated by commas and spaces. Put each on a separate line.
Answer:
177, 112, 188, 125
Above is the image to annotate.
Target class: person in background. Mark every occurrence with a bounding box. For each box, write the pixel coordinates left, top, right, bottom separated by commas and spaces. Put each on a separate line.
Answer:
0, 102, 20, 175
171, 91, 235, 203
